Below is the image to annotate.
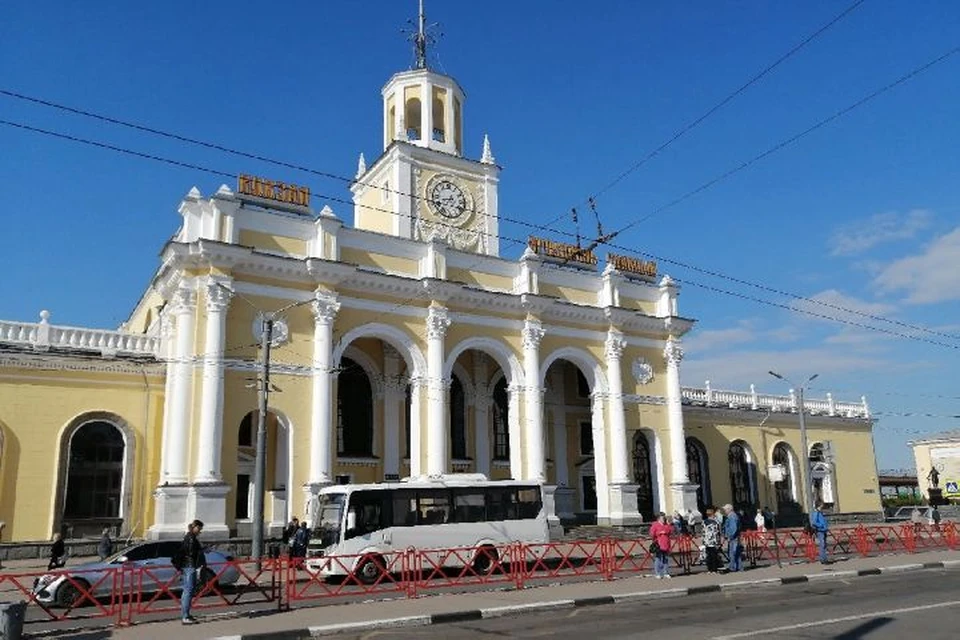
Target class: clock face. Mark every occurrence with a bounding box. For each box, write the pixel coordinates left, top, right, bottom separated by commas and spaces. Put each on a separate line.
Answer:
428, 179, 467, 219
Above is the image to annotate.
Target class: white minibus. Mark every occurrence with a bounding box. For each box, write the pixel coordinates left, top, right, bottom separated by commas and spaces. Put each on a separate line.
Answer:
304, 475, 548, 583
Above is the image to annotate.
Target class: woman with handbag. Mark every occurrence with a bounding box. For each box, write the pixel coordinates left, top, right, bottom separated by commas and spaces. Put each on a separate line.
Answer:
649, 512, 673, 579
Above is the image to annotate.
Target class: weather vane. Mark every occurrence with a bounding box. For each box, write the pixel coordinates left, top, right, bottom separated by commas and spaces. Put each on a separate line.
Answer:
403, 0, 442, 70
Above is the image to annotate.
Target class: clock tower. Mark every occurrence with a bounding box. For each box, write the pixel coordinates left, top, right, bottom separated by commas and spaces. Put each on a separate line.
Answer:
350, 2, 500, 256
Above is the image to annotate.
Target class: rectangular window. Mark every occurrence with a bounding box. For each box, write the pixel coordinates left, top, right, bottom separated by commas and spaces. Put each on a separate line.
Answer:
453, 489, 486, 523
517, 486, 543, 519
582, 476, 598, 511
418, 489, 451, 525
486, 487, 519, 521
346, 490, 387, 538
236, 474, 251, 519
335, 474, 352, 485
579, 422, 593, 455
392, 490, 418, 527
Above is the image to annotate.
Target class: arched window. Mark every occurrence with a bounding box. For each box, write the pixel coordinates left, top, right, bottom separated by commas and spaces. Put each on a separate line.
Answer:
809, 442, 835, 507
405, 97, 422, 140
686, 437, 711, 511
338, 357, 374, 457
772, 442, 798, 509
632, 433, 654, 520
432, 87, 446, 142
450, 376, 467, 459
492, 377, 509, 461
63, 421, 124, 520
728, 441, 757, 510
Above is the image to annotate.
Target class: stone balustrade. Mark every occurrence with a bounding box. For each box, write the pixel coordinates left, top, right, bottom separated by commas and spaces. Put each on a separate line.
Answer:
0, 311, 160, 358
682, 381, 870, 419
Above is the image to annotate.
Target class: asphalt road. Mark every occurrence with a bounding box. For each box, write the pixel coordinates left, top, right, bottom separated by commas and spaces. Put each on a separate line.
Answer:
339, 569, 960, 640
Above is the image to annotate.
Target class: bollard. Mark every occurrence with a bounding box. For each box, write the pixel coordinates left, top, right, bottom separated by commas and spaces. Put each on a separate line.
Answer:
0, 601, 26, 640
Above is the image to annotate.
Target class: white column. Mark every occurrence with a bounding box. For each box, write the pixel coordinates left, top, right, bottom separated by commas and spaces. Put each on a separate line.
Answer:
195, 280, 233, 482
522, 317, 546, 482
664, 338, 689, 485
158, 312, 176, 479
425, 305, 451, 476
507, 384, 523, 479
590, 392, 610, 519
383, 345, 404, 479
163, 283, 197, 484
409, 377, 424, 477
604, 329, 630, 484
309, 291, 340, 485
473, 354, 491, 476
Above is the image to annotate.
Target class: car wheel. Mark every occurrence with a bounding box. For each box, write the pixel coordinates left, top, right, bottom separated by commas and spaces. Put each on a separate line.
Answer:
56, 579, 90, 608
354, 554, 386, 585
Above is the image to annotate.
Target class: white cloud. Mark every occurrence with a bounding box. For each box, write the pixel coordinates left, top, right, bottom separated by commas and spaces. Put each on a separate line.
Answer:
873, 226, 960, 304
828, 209, 932, 257
683, 322, 755, 354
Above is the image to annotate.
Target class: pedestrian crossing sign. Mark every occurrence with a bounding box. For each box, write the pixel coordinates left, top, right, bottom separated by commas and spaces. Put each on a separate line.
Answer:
944, 480, 960, 498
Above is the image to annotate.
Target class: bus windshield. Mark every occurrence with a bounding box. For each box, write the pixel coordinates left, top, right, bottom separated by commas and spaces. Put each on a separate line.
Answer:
316, 492, 346, 548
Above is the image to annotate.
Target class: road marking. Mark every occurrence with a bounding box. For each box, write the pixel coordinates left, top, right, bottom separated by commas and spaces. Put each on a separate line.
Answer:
712, 599, 960, 639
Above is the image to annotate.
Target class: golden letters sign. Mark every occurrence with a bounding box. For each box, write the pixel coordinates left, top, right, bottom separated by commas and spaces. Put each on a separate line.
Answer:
528, 236, 598, 266
609, 253, 657, 278
238, 174, 310, 208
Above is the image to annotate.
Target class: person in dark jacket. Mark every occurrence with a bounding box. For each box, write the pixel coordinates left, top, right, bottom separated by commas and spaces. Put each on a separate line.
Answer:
291, 522, 311, 567
178, 520, 206, 625
48, 533, 67, 570
723, 504, 742, 572
282, 517, 299, 554
97, 528, 113, 561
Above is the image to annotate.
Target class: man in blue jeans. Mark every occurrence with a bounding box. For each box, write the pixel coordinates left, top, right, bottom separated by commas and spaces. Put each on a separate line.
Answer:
177, 519, 206, 625
722, 504, 742, 572
811, 502, 829, 564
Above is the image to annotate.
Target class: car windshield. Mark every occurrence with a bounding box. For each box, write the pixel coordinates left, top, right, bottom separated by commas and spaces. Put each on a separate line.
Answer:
104, 546, 139, 563
316, 492, 345, 548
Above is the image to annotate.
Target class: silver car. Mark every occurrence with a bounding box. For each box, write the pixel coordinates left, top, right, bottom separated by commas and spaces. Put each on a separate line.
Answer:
33, 540, 240, 607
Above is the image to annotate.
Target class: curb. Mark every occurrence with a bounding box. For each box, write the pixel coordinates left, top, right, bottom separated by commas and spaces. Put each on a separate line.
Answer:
210, 559, 958, 639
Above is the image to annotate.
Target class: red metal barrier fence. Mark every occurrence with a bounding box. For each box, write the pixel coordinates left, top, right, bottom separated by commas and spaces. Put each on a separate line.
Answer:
1, 523, 954, 630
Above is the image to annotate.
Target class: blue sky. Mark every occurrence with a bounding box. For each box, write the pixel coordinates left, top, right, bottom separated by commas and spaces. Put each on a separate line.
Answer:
2, 1, 958, 469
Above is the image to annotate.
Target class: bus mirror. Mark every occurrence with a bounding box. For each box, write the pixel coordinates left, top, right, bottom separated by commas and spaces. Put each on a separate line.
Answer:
346, 510, 357, 532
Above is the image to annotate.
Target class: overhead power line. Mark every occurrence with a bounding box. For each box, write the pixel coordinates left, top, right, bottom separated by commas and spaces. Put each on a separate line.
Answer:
540, 0, 868, 230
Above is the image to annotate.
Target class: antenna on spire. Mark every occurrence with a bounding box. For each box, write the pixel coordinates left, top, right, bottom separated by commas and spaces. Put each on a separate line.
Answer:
402, 0, 442, 70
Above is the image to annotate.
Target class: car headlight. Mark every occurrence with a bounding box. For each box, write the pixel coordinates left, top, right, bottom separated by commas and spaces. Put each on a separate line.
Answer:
36, 575, 56, 588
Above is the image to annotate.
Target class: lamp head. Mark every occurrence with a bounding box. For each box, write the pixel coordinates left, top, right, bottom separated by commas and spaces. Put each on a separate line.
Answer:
768, 371, 784, 380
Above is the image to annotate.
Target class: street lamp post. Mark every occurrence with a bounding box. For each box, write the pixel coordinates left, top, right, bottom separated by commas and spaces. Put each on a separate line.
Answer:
769, 371, 818, 517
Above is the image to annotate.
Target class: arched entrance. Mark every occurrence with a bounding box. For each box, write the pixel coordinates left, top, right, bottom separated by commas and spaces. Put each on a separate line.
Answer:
632, 432, 654, 520
61, 420, 126, 537
772, 442, 799, 511
728, 440, 758, 512
337, 357, 374, 457
686, 437, 711, 512
809, 442, 836, 509
234, 410, 288, 532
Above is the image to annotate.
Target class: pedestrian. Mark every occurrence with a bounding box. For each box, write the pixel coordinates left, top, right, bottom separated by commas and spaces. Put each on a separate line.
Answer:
754, 508, 766, 533
47, 532, 67, 570
811, 502, 830, 565
282, 516, 299, 555
723, 504, 742, 573
98, 528, 113, 561
910, 506, 923, 533
930, 505, 942, 532
702, 507, 721, 574
671, 511, 683, 535
649, 512, 672, 579
291, 521, 311, 568
175, 519, 206, 625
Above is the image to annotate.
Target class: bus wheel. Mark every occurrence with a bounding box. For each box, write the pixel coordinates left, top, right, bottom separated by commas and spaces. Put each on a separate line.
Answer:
473, 546, 498, 575
355, 554, 385, 585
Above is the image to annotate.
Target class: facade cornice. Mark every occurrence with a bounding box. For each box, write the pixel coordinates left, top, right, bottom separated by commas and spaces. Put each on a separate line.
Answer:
0, 353, 164, 377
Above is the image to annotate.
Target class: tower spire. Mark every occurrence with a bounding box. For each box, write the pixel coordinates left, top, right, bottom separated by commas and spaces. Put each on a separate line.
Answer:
415, 0, 427, 69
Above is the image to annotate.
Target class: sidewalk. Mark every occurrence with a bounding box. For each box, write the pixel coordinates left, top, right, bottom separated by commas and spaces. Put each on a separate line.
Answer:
39, 548, 951, 640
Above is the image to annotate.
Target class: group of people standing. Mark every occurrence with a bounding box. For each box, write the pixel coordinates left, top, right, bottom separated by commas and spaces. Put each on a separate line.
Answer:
648, 501, 833, 578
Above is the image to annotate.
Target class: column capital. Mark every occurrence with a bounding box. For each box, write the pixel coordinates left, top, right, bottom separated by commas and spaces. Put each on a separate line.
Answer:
426, 305, 451, 340
522, 318, 545, 350
205, 279, 234, 312
664, 338, 684, 365
604, 329, 626, 361
170, 284, 197, 314
312, 290, 341, 324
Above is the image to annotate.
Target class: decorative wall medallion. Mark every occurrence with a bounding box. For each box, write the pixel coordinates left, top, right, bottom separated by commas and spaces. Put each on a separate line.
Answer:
632, 357, 654, 385
252, 314, 290, 347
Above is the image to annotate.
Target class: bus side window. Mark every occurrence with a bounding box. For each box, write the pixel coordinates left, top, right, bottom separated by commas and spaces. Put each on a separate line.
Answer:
347, 491, 387, 538
486, 488, 519, 521
418, 489, 452, 525
453, 489, 485, 523
517, 487, 542, 519
392, 490, 418, 527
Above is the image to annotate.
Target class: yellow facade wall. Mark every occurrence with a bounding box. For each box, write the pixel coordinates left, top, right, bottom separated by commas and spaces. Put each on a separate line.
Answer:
339, 247, 419, 278
237, 230, 308, 257
0, 365, 164, 542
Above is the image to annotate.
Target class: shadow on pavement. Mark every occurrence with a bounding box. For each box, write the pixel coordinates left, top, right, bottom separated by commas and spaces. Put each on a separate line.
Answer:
833, 616, 893, 639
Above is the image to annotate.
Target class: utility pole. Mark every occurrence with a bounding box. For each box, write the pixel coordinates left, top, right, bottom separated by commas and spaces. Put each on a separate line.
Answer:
252, 318, 273, 564
769, 371, 818, 518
